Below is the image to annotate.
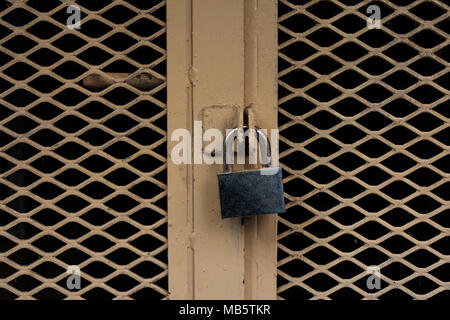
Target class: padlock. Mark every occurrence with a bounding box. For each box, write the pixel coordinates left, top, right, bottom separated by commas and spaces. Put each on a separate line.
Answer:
217, 127, 285, 219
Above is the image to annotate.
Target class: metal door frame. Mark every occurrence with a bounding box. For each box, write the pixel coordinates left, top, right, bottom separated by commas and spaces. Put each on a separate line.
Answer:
167, 0, 279, 300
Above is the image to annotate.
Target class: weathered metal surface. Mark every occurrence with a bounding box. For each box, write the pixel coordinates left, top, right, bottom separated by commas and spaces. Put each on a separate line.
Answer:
218, 168, 285, 218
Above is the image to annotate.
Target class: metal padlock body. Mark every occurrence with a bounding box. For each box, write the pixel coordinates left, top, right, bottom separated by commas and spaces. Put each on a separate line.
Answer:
218, 167, 285, 219
217, 128, 285, 219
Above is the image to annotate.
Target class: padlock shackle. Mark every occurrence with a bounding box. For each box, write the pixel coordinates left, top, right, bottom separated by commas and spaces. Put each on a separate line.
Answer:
223, 127, 272, 173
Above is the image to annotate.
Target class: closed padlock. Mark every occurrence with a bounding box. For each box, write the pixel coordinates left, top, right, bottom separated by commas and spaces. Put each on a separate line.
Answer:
217, 127, 285, 219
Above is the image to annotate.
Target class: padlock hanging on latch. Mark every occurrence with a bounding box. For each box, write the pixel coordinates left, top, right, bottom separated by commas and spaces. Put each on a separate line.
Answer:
217, 127, 286, 219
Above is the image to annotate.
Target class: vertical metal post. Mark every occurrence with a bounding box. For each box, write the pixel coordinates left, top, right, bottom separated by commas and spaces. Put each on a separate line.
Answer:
168, 0, 278, 299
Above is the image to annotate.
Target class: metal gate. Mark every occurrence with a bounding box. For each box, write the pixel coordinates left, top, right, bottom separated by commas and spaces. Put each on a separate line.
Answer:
277, 0, 450, 299
0, 0, 167, 299
1, 0, 449, 301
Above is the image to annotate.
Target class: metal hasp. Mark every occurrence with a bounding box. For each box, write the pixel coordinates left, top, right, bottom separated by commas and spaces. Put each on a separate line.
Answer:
217, 128, 285, 219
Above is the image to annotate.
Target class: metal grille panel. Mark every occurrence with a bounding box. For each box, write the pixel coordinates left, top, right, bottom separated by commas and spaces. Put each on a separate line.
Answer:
277, 0, 449, 299
0, 0, 167, 299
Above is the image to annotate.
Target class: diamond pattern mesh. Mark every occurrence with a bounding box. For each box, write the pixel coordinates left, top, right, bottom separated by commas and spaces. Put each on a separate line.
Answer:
277, 0, 449, 299
0, 0, 167, 299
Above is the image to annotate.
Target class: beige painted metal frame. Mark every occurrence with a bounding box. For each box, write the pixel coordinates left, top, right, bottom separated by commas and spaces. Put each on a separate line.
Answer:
167, 0, 278, 300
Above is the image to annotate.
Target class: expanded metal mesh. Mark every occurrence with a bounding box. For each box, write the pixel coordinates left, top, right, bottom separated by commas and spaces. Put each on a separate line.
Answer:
277, 0, 449, 299
0, 0, 167, 299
